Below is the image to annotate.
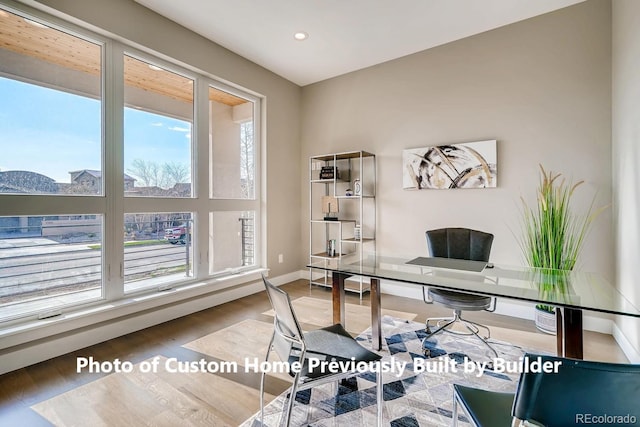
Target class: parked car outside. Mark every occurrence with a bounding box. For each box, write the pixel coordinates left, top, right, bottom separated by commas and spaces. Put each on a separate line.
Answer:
164, 223, 189, 244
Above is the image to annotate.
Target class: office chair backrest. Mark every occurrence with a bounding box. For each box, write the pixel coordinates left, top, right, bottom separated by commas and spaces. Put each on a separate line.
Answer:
263, 276, 305, 362
513, 353, 640, 427
426, 228, 493, 262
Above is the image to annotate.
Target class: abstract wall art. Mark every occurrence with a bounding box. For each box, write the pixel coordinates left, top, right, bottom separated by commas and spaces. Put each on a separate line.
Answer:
402, 140, 497, 190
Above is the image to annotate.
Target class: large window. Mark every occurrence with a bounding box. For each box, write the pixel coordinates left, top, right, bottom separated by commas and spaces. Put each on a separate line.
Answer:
0, 5, 263, 323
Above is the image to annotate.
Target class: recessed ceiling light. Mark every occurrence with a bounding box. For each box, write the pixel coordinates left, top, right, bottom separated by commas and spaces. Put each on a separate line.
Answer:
148, 64, 163, 71
293, 32, 308, 41
23, 18, 48, 29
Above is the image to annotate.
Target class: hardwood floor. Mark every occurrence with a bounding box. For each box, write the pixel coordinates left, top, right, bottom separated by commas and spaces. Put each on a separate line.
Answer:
0, 279, 628, 426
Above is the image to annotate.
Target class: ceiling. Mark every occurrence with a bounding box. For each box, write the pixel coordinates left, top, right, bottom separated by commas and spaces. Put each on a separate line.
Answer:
134, 0, 585, 86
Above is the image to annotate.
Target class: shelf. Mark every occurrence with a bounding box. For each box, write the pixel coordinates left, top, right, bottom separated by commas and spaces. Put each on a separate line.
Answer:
341, 238, 375, 243
311, 252, 349, 259
311, 151, 375, 162
335, 195, 375, 199
310, 178, 351, 184
310, 219, 356, 223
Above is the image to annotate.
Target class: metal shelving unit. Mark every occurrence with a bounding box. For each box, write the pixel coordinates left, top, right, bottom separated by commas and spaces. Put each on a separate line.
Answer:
309, 151, 376, 300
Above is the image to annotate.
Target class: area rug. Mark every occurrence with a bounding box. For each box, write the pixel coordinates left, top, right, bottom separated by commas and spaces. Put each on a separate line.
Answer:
241, 316, 532, 427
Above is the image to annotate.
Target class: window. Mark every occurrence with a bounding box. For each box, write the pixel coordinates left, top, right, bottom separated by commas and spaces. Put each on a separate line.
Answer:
209, 86, 259, 274
210, 87, 255, 200
0, 7, 105, 322
0, 10, 102, 195
210, 210, 255, 274
0, 4, 263, 324
123, 212, 193, 293
0, 215, 103, 321
124, 55, 193, 198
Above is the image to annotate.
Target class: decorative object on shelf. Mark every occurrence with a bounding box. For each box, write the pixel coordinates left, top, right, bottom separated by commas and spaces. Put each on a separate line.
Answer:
327, 239, 337, 257
402, 140, 497, 190
519, 164, 606, 334
354, 225, 361, 240
345, 188, 353, 196
353, 178, 361, 196
321, 195, 339, 220
320, 166, 339, 180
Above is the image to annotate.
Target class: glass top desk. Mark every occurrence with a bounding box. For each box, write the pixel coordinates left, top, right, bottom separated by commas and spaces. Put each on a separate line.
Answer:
308, 253, 640, 359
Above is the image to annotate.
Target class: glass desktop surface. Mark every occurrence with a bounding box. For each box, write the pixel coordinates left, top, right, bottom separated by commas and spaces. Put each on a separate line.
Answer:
307, 253, 640, 318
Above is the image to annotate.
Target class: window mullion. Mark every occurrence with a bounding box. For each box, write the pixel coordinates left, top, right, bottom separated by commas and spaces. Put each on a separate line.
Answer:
194, 77, 210, 281
103, 41, 125, 301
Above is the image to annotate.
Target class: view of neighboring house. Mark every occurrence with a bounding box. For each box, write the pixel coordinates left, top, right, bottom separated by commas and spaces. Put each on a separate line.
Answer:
0, 168, 191, 197
68, 169, 137, 191
0, 169, 190, 234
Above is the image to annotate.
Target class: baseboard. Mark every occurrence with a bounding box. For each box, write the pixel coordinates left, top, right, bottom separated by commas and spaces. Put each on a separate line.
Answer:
0, 270, 301, 375
613, 321, 640, 363
269, 270, 305, 286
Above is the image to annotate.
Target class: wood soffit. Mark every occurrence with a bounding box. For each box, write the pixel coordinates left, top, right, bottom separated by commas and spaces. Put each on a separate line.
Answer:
0, 9, 248, 107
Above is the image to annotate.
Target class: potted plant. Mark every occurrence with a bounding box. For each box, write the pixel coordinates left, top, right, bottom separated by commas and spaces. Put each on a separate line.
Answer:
519, 165, 603, 334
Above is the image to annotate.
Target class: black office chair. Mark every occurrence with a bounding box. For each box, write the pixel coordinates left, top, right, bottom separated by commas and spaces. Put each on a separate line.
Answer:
453, 353, 640, 427
422, 228, 498, 359
259, 276, 383, 427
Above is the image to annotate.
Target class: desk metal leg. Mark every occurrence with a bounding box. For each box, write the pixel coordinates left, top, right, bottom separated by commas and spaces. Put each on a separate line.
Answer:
556, 307, 583, 359
371, 278, 382, 351
332, 272, 346, 326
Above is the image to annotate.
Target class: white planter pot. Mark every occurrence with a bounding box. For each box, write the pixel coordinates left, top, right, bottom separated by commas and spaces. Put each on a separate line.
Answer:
535, 307, 557, 335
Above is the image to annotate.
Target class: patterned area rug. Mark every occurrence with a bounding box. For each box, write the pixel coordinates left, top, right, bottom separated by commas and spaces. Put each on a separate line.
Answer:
241, 316, 531, 427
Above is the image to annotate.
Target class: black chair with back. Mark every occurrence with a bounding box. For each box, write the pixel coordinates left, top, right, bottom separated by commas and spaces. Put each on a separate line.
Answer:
260, 275, 383, 427
422, 227, 498, 359
453, 353, 640, 427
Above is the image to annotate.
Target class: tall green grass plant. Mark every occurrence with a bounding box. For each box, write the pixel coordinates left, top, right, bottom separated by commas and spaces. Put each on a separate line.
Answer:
519, 165, 604, 312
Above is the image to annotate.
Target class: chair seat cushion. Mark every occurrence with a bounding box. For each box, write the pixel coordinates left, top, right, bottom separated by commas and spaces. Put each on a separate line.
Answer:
428, 288, 492, 311
291, 323, 381, 379
454, 384, 515, 427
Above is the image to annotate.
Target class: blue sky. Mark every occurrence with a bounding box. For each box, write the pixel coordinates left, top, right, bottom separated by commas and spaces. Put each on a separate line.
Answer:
0, 77, 191, 183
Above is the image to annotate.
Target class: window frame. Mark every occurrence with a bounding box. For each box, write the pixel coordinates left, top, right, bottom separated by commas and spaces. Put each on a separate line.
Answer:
207, 80, 262, 276
122, 50, 197, 199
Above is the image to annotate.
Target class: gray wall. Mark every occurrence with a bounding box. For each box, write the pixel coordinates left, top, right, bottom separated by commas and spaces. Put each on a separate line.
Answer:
613, 0, 640, 358
301, 0, 613, 290
31, 0, 303, 277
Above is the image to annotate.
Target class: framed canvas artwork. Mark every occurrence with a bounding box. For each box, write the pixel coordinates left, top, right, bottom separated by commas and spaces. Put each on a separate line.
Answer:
402, 140, 497, 190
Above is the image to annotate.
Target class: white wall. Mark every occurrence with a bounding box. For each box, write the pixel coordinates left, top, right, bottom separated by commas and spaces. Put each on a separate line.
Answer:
301, 0, 612, 277
612, 0, 640, 360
